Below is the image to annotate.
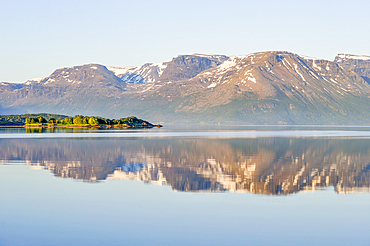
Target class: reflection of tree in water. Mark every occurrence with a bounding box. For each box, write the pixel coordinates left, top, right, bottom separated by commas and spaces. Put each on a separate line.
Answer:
25, 127, 45, 134
1, 138, 370, 194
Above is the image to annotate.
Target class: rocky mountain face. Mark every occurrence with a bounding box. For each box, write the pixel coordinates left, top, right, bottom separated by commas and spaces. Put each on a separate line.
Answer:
146, 51, 370, 123
0, 64, 129, 115
107, 54, 228, 84
334, 54, 370, 83
1, 51, 370, 124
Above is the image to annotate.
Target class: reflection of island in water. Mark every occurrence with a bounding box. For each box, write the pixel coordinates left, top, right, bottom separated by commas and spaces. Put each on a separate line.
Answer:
1, 138, 370, 195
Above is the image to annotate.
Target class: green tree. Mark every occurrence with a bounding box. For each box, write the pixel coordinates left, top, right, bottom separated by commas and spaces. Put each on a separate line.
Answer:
26, 117, 37, 124
97, 118, 107, 125
73, 115, 84, 125
63, 117, 73, 125
88, 117, 98, 125
83, 117, 89, 124
48, 118, 56, 124
37, 116, 47, 124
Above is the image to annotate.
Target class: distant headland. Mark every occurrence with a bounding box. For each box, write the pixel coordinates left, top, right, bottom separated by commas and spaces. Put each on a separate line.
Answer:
0, 113, 161, 128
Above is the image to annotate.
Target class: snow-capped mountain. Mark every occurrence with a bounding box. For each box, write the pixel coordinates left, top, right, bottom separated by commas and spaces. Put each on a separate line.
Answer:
106, 54, 228, 84
107, 62, 168, 83
1, 51, 370, 124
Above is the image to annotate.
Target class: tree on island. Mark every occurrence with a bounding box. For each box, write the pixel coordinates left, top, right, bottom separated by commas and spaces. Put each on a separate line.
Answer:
48, 118, 56, 124
0, 113, 68, 126
61, 117, 73, 125
88, 116, 99, 125
25, 118, 33, 124
24, 114, 155, 128
25, 116, 47, 124
73, 115, 84, 125
37, 116, 47, 124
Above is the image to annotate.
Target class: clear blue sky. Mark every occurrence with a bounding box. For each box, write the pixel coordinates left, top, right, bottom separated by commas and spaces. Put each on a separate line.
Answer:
1, 0, 370, 82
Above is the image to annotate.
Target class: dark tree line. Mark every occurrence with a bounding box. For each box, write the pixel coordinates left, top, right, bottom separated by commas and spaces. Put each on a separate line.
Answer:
0, 113, 67, 125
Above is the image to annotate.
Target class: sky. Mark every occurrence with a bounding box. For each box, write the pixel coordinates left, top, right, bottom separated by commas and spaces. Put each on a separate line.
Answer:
1, 0, 370, 82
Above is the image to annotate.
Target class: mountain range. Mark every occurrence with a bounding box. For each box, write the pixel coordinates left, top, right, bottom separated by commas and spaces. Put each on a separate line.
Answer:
2, 51, 370, 124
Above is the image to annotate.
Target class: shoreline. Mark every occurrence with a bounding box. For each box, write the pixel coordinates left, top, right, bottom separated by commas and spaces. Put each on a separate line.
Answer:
0, 124, 163, 129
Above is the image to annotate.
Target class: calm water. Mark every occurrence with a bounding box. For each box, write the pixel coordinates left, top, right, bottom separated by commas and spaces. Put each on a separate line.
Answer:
1, 126, 370, 245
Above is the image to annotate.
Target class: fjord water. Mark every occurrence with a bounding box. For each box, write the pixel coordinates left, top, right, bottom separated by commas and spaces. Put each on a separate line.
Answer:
1, 126, 370, 245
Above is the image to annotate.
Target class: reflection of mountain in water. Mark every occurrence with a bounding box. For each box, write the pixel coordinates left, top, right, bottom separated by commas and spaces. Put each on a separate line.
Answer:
120, 163, 146, 173
1, 138, 370, 194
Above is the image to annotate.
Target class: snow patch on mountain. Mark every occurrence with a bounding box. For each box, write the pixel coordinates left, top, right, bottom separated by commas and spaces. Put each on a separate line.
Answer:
311, 60, 321, 70
247, 77, 256, 83
24, 77, 44, 85
282, 60, 290, 70
337, 54, 370, 61
294, 64, 306, 81
107, 62, 168, 83
151, 62, 167, 77
121, 74, 147, 84
106, 66, 137, 76
217, 58, 237, 71
44, 78, 55, 85
29, 77, 44, 82
299, 55, 320, 61
207, 83, 217, 88
309, 71, 319, 80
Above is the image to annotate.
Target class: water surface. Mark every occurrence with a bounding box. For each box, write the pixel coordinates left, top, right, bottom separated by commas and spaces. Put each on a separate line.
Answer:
1, 126, 370, 245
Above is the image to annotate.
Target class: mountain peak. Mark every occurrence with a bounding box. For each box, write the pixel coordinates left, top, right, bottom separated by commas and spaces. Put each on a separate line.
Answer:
106, 54, 229, 84
36, 63, 122, 87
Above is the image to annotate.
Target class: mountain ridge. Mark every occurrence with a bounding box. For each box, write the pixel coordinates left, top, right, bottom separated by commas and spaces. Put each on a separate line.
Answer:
1, 51, 370, 124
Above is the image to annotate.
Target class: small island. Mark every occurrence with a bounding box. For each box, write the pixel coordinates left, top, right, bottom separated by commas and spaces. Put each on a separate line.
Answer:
0, 113, 161, 129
